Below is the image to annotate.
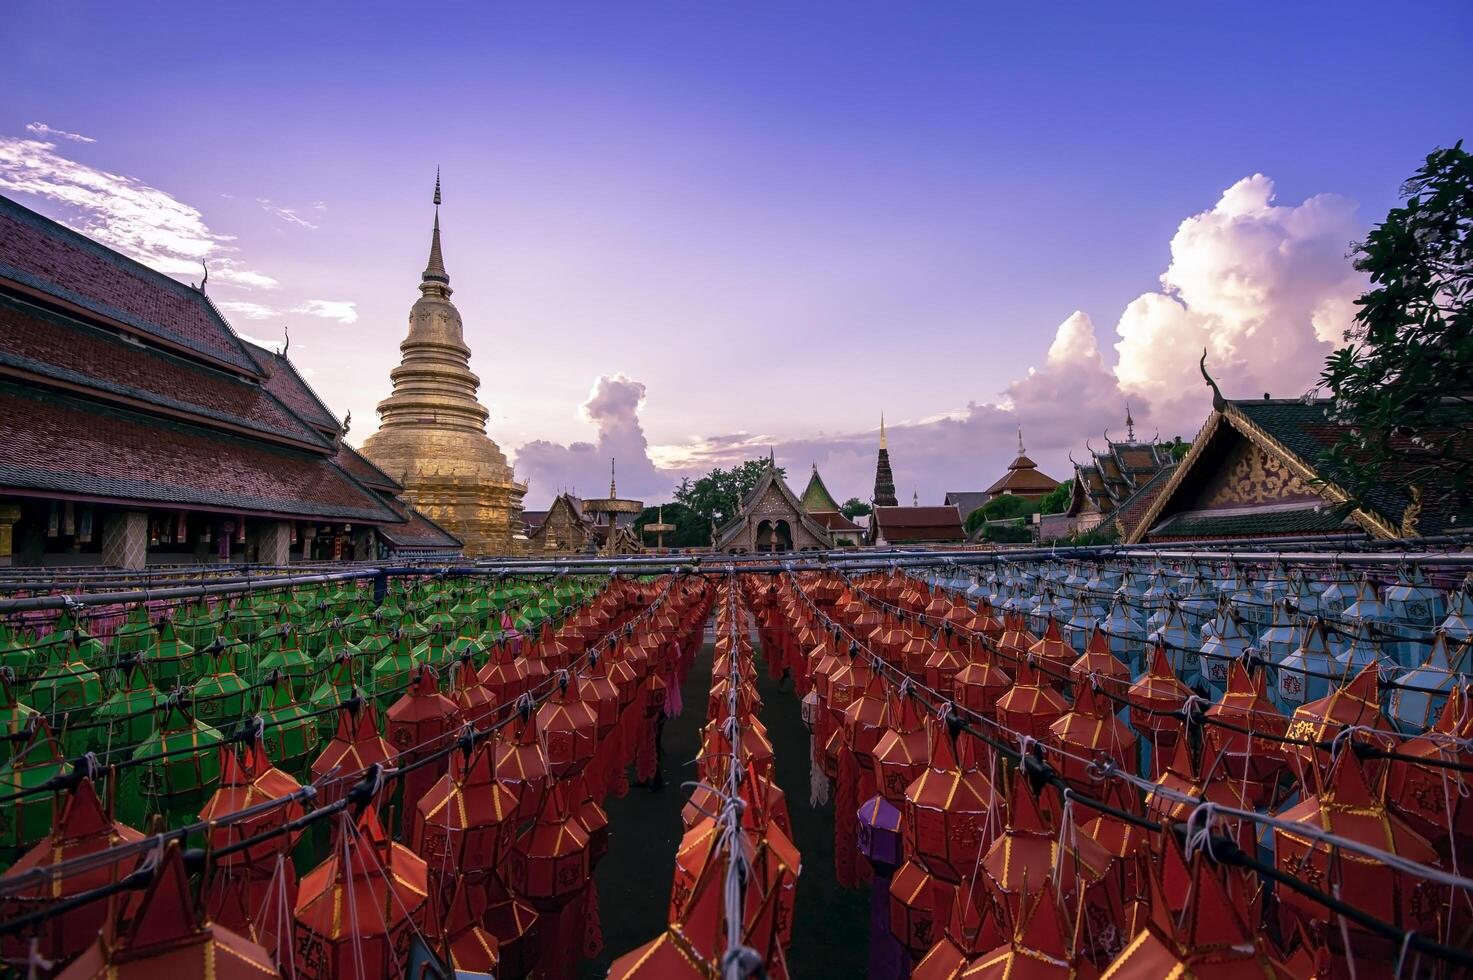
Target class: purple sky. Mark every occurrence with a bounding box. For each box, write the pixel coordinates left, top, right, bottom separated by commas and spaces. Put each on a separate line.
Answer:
3, 2, 1470, 507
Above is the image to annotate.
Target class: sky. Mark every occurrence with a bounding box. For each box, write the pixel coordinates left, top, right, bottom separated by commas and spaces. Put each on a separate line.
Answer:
2, 1, 1470, 508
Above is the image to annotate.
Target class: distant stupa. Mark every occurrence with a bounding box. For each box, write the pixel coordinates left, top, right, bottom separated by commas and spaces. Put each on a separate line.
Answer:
359, 173, 526, 555
872, 413, 899, 507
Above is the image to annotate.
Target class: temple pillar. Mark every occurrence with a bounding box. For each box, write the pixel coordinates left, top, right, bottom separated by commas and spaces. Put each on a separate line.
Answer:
257, 521, 292, 565
102, 511, 148, 569
0, 504, 20, 567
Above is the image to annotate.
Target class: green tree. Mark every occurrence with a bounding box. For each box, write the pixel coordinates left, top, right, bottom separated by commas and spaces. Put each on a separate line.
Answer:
1318, 142, 1473, 520
673, 458, 784, 533
1038, 480, 1073, 515
1165, 437, 1189, 461
840, 497, 872, 519
981, 523, 1033, 544
633, 502, 709, 548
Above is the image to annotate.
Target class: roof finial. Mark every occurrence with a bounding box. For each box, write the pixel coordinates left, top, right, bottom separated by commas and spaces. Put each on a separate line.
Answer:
198, 260, 208, 294
880, 412, 888, 450
1017, 425, 1025, 456
343, 409, 351, 435
281, 323, 290, 356
769, 446, 776, 467
912, 488, 919, 507
1199, 348, 1226, 411
422, 169, 449, 288
609, 457, 617, 498
1125, 402, 1135, 441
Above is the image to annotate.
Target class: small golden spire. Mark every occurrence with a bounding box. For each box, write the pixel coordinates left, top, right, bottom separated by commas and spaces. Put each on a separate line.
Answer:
880, 412, 888, 450
609, 457, 617, 498
1017, 426, 1025, 455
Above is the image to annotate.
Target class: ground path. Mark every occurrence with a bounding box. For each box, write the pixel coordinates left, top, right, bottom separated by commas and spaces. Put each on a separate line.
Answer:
579, 629, 868, 977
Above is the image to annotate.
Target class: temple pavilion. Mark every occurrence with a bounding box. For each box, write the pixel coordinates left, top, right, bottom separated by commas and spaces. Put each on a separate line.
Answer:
0, 194, 460, 568
983, 428, 1060, 502
1064, 406, 1176, 538
359, 176, 527, 556
716, 457, 834, 553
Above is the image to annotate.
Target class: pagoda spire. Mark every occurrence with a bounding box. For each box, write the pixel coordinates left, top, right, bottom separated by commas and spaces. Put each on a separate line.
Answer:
422, 168, 449, 288
1125, 402, 1136, 441
609, 457, 617, 497
1017, 425, 1025, 455
872, 413, 898, 508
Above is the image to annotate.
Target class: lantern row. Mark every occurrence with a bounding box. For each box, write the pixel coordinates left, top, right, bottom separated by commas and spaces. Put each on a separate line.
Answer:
759, 569, 1473, 977
0, 573, 719, 980
608, 578, 802, 980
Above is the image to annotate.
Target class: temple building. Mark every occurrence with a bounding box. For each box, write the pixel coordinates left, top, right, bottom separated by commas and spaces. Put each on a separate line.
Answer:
1126, 370, 1467, 543
871, 415, 899, 507
983, 428, 1060, 502
359, 176, 527, 556
527, 462, 643, 555
1064, 407, 1177, 538
867, 505, 965, 546
0, 194, 460, 568
800, 464, 863, 546
716, 458, 834, 553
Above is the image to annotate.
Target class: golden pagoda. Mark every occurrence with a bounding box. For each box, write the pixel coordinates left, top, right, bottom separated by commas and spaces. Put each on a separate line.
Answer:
360, 173, 527, 555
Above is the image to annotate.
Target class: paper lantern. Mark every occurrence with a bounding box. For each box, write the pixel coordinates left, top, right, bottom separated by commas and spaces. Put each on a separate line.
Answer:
413, 738, 519, 889
309, 699, 395, 807
293, 806, 429, 980
890, 858, 957, 959
995, 659, 1070, 742
58, 842, 279, 980
199, 733, 304, 867
506, 780, 591, 907
1274, 747, 1446, 954
1125, 643, 1191, 777
1283, 662, 1398, 793
538, 672, 598, 778
1045, 680, 1136, 791
1201, 662, 1290, 808
904, 719, 997, 882
495, 703, 551, 821
0, 777, 144, 965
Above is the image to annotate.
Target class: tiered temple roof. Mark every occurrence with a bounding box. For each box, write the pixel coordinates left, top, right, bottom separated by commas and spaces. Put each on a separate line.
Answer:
1067, 407, 1175, 527
984, 428, 1060, 499
0, 192, 459, 562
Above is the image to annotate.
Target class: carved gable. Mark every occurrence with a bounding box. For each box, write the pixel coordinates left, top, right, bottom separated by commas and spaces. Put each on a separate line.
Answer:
1189, 435, 1317, 510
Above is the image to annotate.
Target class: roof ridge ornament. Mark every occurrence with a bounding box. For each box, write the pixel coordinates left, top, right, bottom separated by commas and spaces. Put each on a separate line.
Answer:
422, 169, 450, 289
1199, 348, 1226, 411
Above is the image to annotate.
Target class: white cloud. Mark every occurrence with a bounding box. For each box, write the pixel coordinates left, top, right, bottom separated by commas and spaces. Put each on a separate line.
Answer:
25, 122, 95, 144
0, 136, 277, 289
232, 330, 283, 349
256, 197, 318, 230
214, 300, 279, 320
292, 299, 358, 324
1112, 174, 1363, 418
515, 375, 670, 504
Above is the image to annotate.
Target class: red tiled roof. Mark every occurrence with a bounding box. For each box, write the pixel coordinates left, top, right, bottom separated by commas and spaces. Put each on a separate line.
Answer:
334, 442, 402, 493
0, 295, 327, 448
874, 506, 963, 527
0, 383, 399, 522
872, 506, 965, 542
379, 500, 462, 550
242, 342, 341, 434
522, 510, 549, 530
810, 510, 861, 532
984, 467, 1059, 495
0, 196, 263, 376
